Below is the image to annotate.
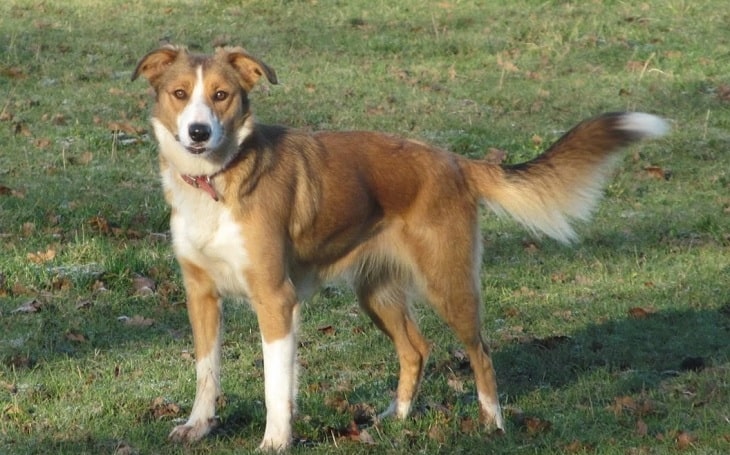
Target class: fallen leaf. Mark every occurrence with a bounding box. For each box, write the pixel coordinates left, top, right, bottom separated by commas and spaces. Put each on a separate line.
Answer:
148, 397, 181, 420
132, 275, 156, 296
1, 66, 26, 79
75, 300, 93, 310
483, 148, 507, 164
33, 138, 52, 148
1, 380, 17, 394
644, 166, 672, 180
564, 440, 593, 453
65, 331, 86, 342
532, 335, 571, 350
113, 441, 138, 455
675, 431, 697, 450
27, 248, 56, 264
636, 418, 648, 436
119, 315, 154, 327
521, 416, 552, 435
88, 215, 111, 234
358, 428, 375, 445
447, 375, 465, 393
628, 306, 656, 319
716, 84, 730, 102
428, 423, 447, 442
317, 325, 336, 336
11, 299, 43, 313
67, 151, 93, 165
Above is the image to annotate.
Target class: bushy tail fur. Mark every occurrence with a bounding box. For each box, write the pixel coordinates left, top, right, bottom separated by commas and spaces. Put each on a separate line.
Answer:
464, 112, 669, 243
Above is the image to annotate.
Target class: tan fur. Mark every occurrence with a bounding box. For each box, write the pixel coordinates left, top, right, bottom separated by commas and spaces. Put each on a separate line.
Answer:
132, 45, 667, 450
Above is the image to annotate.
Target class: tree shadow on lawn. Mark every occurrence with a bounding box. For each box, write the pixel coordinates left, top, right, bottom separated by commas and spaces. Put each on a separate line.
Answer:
492, 305, 729, 401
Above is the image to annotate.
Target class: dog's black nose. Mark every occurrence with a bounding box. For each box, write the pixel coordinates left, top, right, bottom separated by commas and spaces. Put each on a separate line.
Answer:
189, 123, 211, 142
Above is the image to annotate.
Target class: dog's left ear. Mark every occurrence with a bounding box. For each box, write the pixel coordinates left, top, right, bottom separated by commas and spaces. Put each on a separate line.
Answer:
220, 47, 278, 91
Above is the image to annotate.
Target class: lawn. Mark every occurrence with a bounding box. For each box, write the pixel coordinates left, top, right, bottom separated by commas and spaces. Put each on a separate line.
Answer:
1, 0, 728, 453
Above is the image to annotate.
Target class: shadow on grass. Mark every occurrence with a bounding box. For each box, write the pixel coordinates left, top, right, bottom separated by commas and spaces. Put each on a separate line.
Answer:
493, 305, 730, 400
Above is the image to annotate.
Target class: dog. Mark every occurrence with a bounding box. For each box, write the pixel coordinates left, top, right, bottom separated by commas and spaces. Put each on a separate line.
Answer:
132, 44, 667, 450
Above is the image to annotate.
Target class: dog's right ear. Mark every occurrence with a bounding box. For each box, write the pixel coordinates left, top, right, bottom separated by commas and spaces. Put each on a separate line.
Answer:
132, 45, 184, 84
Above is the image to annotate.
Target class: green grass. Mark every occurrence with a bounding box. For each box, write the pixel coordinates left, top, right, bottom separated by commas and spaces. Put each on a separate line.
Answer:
1, 0, 728, 453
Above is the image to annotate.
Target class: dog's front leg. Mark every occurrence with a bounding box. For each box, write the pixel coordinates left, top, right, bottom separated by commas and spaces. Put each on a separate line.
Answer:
169, 260, 222, 444
251, 278, 300, 452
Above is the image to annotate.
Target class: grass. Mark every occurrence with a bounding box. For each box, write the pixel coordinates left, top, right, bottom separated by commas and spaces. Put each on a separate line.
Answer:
1, 0, 729, 453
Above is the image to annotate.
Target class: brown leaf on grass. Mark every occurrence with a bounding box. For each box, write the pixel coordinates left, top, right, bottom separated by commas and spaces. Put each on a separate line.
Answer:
675, 431, 697, 450
636, 418, 649, 436
628, 306, 656, 319
67, 151, 93, 165
564, 440, 593, 453
532, 335, 571, 350
147, 397, 182, 420
447, 375, 465, 393
107, 121, 144, 135
317, 325, 336, 336
0, 184, 14, 196
609, 396, 657, 417
1, 380, 17, 394
1, 66, 26, 79
33, 138, 52, 149
113, 441, 139, 455
51, 275, 72, 291
484, 147, 507, 164
65, 331, 87, 342
519, 415, 552, 435
716, 84, 730, 102
132, 275, 156, 296
459, 416, 477, 433
13, 121, 31, 137
5, 354, 34, 369
522, 240, 539, 253
0, 110, 13, 121
88, 215, 111, 233
428, 423, 447, 443
496, 53, 519, 73
11, 299, 43, 313
644, 166, 672, 180
27, 248, 56, 264
119, 315, 155, 327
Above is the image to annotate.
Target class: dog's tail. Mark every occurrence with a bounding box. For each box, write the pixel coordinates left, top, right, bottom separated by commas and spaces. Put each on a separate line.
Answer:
463, 112, 669, 243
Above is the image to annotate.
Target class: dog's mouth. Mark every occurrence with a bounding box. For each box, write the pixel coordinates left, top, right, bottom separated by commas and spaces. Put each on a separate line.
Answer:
185, 144, 209, 155
174, 135, 210, 155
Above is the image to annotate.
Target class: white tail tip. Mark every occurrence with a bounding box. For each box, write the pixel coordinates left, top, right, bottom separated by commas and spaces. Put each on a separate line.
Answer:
619, 112, 670, 138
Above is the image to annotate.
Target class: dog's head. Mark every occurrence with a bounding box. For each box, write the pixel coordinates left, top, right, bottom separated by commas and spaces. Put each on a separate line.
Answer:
133, 45, 277, 172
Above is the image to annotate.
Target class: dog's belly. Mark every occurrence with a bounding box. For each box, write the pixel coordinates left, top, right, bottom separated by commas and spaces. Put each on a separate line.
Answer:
170, 201, 252, 297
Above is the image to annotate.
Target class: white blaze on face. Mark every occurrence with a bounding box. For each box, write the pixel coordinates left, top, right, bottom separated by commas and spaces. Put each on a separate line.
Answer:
176, 66, 224, 151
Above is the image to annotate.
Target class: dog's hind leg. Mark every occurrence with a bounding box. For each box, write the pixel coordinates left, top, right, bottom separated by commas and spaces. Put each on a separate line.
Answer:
408, 221, 505, 432
355, 274, 432, 420
169, 260, 223, 444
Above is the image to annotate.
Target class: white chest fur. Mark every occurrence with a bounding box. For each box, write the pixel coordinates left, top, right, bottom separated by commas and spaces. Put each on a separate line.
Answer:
164, 172, 251, 297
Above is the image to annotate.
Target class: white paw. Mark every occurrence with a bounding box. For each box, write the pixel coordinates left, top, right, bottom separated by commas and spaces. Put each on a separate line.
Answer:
168, 417, 218, 443
257, 436, 291, 452
377, 399, 411, 421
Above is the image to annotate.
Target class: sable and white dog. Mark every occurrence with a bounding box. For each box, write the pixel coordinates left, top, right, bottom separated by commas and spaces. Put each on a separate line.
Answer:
132, 45, 667, 450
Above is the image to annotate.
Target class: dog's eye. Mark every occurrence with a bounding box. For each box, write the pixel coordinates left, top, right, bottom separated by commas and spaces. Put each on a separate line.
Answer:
173, 89, 187, 100
213, 90, 228, 101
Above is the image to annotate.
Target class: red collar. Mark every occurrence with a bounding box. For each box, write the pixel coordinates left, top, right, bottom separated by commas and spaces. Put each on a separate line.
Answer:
181, 174, 220, 201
